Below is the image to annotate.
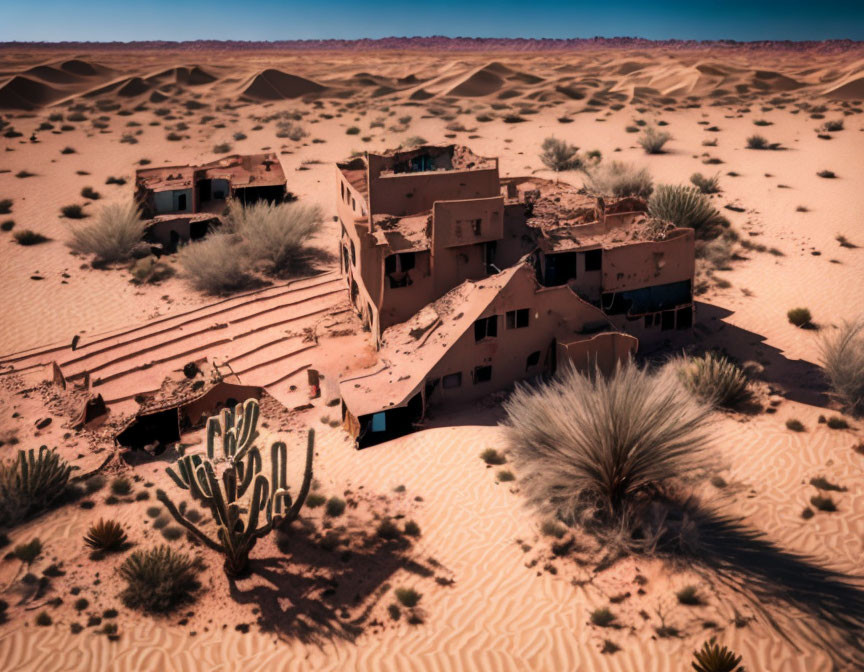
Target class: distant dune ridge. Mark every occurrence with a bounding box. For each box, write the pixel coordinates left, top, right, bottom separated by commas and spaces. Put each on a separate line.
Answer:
1, 44, 863, 109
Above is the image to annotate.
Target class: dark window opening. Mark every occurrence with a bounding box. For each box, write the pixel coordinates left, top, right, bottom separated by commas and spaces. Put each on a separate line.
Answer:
443, 372, 462, 389
470, 218, 482, 235
177, 193, 187, 211
350, 240, 356, 265
661, 310, 675, 331
676, 306, 693, 330
526, 351, 541, 369
542, 252, 577, 286
425, 378, 440, 398
585, 249, 602, 272
474, 315, 498, 342
341, 182, 345, 200
506, 308, 530, 329
341, 246, 350, 273
473, 365, 493, 384
385, 252, 416, 289
484, 241, 498, 274
644, 313, 654, 328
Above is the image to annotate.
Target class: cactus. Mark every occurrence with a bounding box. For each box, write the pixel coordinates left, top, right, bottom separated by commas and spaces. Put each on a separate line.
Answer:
157, 399, 314, 576
0, 446, 73, 528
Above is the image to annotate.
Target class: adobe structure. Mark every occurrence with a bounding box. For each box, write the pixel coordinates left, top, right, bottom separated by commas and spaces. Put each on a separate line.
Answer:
134, 152, 288, 249
335, 144, 695, 447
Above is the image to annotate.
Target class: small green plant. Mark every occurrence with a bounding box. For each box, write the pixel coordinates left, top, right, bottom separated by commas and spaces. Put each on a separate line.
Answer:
325, 497, 345, 517
118, 545, 202, 613
480, 448, 506, 465
84, 519, 128, 552
676, 585, 702, 606
786, 419, 805, 432
691, 637, 743, 672
787, 307, 812, 327
394, 587, 421, 608
13, 229, 50, 245
590, 607, 616, 627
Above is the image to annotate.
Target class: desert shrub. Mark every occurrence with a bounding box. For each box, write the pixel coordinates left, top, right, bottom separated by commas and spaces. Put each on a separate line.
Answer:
648, 185, 726, 236
480, 448, 506, 465
504, 361, 711, 525
826, 416, 849, 430
228, 200, 323, 276
346, 126, 361, 135
305, 492, 326, 508
178, 233, 256, 294
674, 352, 749, 408
497, 469, 515, 482
213, 143, 232, 154
110, 476, 132, 496
1, 220, 14, 231
74, 597, 89, 611
13, 538, 42, 565
84, 519, 128, 552
60, 146, 76, 154
166, 132, 183, 142
35, 611, 52, 626
14, 230, 50, 246
822, 119, 844, 132
690, 172, 720, 194
585, 161, 653, 198
0, 198, 12, 214
503, 114, 526, 123
638, 126, 671, 154
324, 497, 345, 517
118, 545, 202, 613
540, 519, 568, 538
81, 186, 100, 200
746, 134, 769, 149
61, 204, 86, 219
130, 256, 175, 284
817, 170, 837, 179
403, 136, 427, 148
539, 137, 583, 173
810, 494, 837, 512
590, 607, 616, 627
233, 132, 246, 141
787, 307, 812, 327
105, 176, 126, 186
275, 122, 306, 140
403, 520, 421, 536
819, 320, 864, 416
68, 201, 145, 263
676, 585, 702, 605
394, 587, 421, 608
753, 119, 772, 126
692, 638, 743, 672
376, 517, 402, 540
0, 447, 72, 527
786, 419, 805, 432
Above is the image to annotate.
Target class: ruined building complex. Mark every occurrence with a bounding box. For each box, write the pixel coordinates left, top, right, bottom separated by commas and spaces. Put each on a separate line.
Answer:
336, 145, 696, 447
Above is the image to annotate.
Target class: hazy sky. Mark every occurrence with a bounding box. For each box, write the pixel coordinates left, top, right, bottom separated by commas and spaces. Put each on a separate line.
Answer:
3, 0, 863, 42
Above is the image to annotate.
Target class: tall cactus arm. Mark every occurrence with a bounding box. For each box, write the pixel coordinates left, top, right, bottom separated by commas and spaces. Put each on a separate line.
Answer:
283, 429, 315, 524
206, 416, 222, 460
236, 399, 260, 453
166, 464, 191, 491
200, 460, 230, 527
156, 489, 223, 553
236, 447, 261, 498
246, 474, 270, 537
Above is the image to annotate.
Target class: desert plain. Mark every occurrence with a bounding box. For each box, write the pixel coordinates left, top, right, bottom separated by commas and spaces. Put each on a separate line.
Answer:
0, 41, 863, 671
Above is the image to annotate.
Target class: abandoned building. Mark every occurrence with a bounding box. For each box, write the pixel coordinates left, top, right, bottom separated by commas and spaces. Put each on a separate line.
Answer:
135, 152, 288, 249
336, 144, 696, 447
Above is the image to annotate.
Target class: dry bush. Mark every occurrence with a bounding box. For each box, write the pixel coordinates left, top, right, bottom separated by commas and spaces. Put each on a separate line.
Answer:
539, 137, 583, 173
503, 361, 712, 526
585, 161, 653, 198
68, 201, 146, 263
638, 126, 671, 154
648, 185, 726, 237
673, 352, 749, 408
177, 232, 255, 294
0, 446, 72, 528
690, 172, 720, 194
819, 320, 864, 416
228, 200, 324, 275
119, 545, 202, 613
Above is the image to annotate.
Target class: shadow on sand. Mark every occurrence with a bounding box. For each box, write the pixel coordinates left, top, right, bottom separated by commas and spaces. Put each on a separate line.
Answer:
226, 520, 438, 645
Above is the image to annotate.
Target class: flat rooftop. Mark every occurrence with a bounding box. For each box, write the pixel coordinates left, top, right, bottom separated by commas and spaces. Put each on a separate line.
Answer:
136, 153, 285, 193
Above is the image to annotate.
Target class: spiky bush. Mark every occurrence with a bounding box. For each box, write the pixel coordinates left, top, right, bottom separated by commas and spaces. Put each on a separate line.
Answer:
690, 172, 720, 194
638, 126, 671, 154
177, 232, 255, 294
819, 319, 864, 416
84, 519, 128, 552
787, 307, 812, 327
692, 638, 743, 672
503, 361, 712, 524
68, 201, 146, 263
539, 137, 583, 173
585, 161, 653, 198
228, 200, 323, 276
0, 446, 72, 527
118, 545, 202, 613
648, 185, 726, 236
674, 352, 749, 408
746, 134, 769, 149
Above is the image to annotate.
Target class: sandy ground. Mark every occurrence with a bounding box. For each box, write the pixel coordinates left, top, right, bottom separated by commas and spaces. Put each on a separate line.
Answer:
1, 47, 864, 671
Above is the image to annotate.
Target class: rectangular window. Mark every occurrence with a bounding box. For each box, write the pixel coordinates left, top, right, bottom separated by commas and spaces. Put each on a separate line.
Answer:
177, 193, 187, 211
661, 310, 675, 331
526, 351, 540, 369
442, 372, 462, 389
474, 315, 498, 342
484, 241, 498, 275
676, 306, 693, 330
506, 308, 530, 329
585, 249, 602, 272
371, 412, 387, 433
385, 252, 416, 289
471, 218, 482, 235
473, 365, 492, 384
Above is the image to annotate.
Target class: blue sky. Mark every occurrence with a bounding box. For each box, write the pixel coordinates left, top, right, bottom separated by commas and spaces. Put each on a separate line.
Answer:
2, 0, 863, 42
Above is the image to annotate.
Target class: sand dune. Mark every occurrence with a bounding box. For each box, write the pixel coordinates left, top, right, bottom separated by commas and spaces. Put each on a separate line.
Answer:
60, 58, 109, 76
0, 75, 64, 109
241, 68, 326, 100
